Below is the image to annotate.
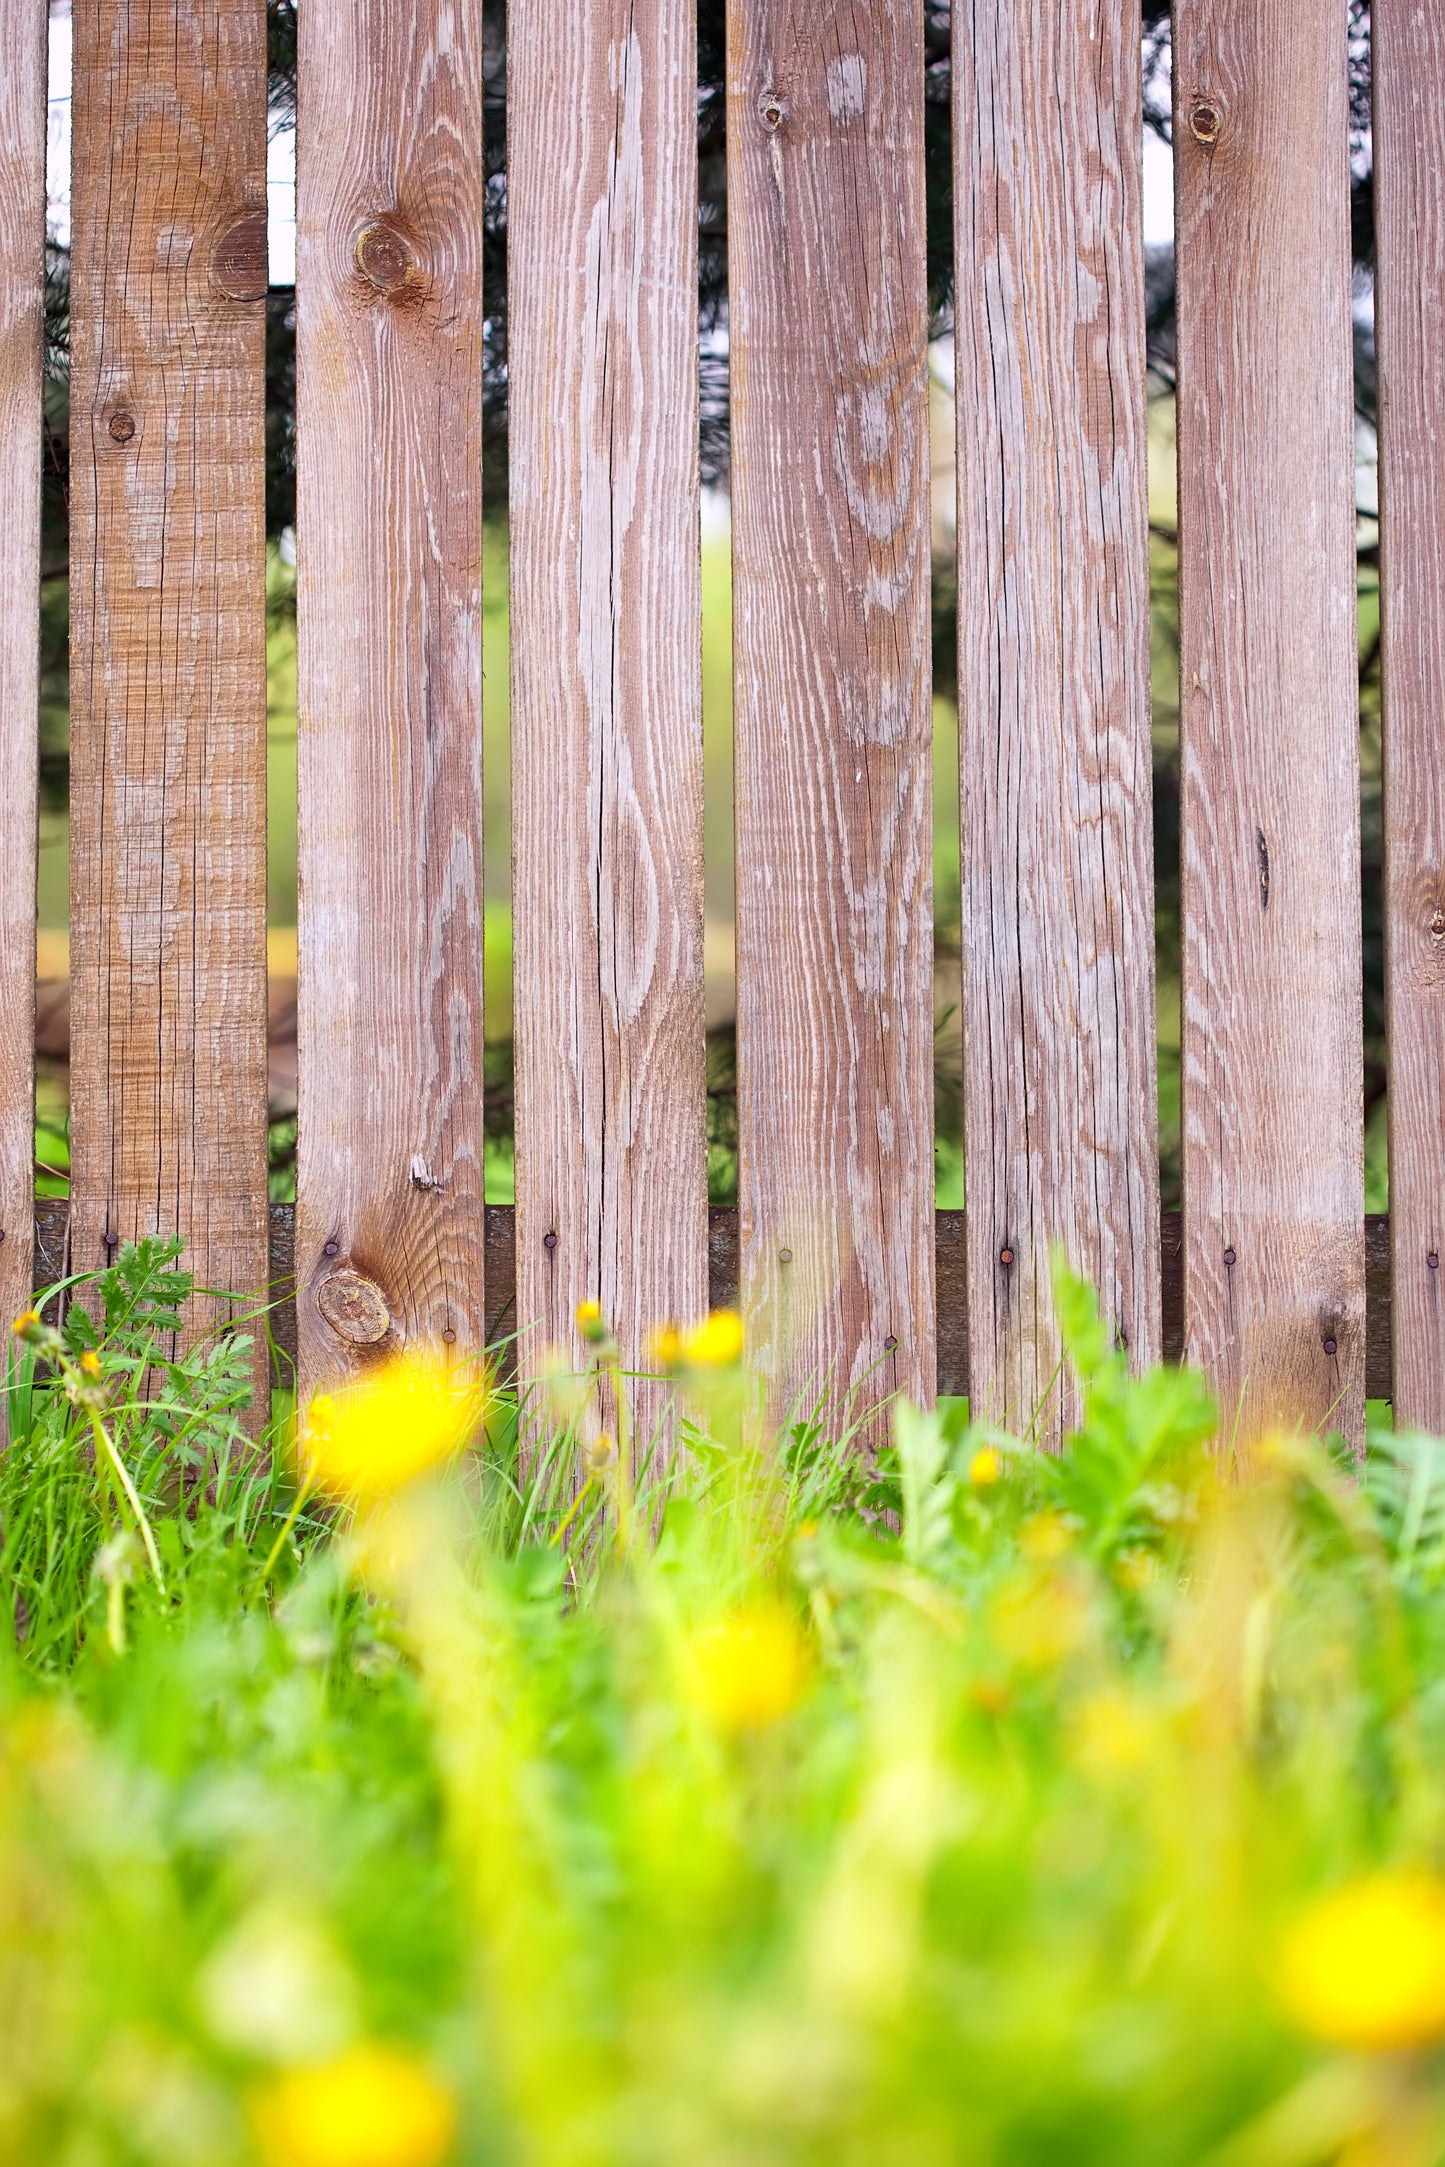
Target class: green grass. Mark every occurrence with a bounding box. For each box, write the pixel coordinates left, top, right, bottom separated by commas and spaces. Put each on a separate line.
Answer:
2, 1240, 1443, 2162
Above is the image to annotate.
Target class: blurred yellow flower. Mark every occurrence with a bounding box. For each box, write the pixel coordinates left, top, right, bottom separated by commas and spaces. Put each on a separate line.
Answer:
647, 1322, 684, 1370
682, 1311, 744, 1367
253, 2044, 456, 2167
1021, 1512, 1072, 1561
575, 1300, 609, 1345
686, 1602, 810, 1732
969, 1446, 1003, 1487
12, 1307, 39, 1334
1072, 1688, 1154, 1777
80, 1349, 103, 1377
990, 1571, 1088, 1669
1278, 1873, 1445, 2051
299, 1348, 486, 1501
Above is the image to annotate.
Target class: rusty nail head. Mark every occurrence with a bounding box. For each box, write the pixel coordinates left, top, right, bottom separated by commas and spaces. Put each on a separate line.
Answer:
884, 1335, 898, 1353
108, 410, 136, 444
999, 1246, 1015, 1268
1224, 1246, 1236, 1267
323, 1239, 340, 1256
1323, 1336, 1338, 1357
778, 1246, 793, 1265
1431, 1252, 1441, 1271
443, 1328, 456, 1344
1189, 98, 1222, 146
543, 1230, 558, 1251
104, 1232, 119, 1249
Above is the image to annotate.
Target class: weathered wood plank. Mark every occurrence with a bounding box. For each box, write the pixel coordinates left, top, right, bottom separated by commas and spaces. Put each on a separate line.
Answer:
294, 0, 487, 1386
33, 1202, 1399, 1405
955, 0, 1160, 1446
69, 0, 270, 1381
1374, 0, 1445, 1433
728, 1, 935, 1430
508, 0, 708, 1449
1173, 2, 1365, 1445
0, 0, 45, 1355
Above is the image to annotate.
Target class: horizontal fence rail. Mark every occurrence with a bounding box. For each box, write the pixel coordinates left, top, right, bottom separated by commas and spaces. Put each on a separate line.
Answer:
26, 1205, 1402, 1405
3, 2, 1442, 1450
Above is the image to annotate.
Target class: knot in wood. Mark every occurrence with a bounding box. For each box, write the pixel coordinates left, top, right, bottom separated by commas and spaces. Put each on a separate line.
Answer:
758, 89, 786, 132
355, 220, 417, 294
316, 1268, 392, 1345
1430, 908, 1445, 945
210, 212, 269, 302
107, 410, 136, 445
1188, 98, 1223, 147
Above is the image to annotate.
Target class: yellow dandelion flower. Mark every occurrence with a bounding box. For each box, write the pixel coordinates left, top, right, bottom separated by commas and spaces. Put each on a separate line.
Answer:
575, 1299, 611, 1347
252, 2043, 456, 2167
1021, 1511, 1072, 1561
969, 1446, 1003, 1487
682, 1310, 744, 1368
80, 1349, 103, 1377
686, 1601, 810, 1733
1277, 1873, 1445, 2052
299, 1348, 485, 1502
647, 1322, 684, 1370
1072, 1688, 1154, 1777
12, 1308, 39, 1335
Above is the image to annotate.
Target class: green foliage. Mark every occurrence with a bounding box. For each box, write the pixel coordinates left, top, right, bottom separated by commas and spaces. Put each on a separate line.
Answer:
4, 1244, 1445, 2162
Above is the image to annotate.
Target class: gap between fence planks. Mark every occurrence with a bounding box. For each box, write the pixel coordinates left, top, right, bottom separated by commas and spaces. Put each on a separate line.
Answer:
29, 1202, 1399, 1406
294, 0, 488, 1388
728, 1, 936, 1433
68, 0, 271, 1394
955, 0, 1160, 1447
1374, 0, 1445, 1435
508, 0, 708, 1437
1174, 0, 1365, 1447
0, 0, 45, 1356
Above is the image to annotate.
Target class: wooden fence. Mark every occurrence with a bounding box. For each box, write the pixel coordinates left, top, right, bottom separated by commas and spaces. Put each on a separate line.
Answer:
1, 1, 1441, 1452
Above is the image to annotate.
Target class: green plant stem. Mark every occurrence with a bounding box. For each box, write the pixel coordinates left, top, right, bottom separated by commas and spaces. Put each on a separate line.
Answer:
86, 1406, 165, 1591
259, 1466, 317, 1590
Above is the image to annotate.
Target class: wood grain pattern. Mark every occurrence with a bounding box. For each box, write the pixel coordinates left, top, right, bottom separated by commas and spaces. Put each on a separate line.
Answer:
29, 1197, 1408, 1403
1374, 0, 1445, 1433
508, 0, 707, 1445
728, 0, 935, 1430
954, 0, 1160, 1445
69, 0, 270, 1378
0, 0, 45, 1355
294, 0, 487, 1385
1173, 2, 1365, 1444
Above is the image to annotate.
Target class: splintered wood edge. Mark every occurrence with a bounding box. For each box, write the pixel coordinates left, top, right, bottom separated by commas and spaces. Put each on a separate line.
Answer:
31, 1202, 1395, 1405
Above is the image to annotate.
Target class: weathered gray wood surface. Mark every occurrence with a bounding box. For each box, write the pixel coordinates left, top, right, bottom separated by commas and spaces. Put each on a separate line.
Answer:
1174, 0, 1365, 1446
508, 0, 708, 1448
1375, 0, 1445, 1434
729, 0, 936, 1433
294, 0, 488, 1386
955, 0, 1160, 1446
0, 0, 45, 1350
69, 0, 270, 1386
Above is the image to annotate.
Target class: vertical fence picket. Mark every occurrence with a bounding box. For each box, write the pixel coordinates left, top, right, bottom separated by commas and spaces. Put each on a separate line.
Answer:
954, 0, 1159, 1444
509, 0, 708, 1437
294, 0, 487, 1387
728, 2, 935, 1428
1174, 2, 1364, 1443
69, 0, 270, 1377
0, 0, 45, 1345
1375, 0, 1445, 1434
